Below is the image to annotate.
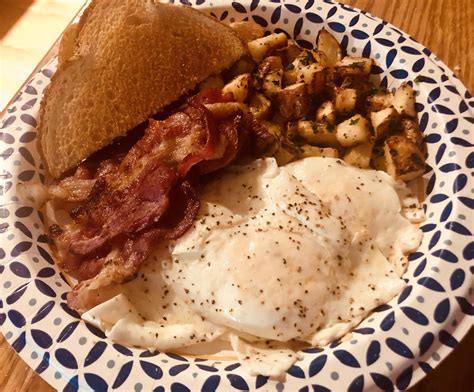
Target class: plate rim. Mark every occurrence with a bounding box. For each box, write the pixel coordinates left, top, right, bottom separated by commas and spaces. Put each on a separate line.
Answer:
1, 0, 473, 391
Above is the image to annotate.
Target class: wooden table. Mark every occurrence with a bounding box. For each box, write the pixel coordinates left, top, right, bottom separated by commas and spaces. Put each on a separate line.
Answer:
1, 1, 473, 391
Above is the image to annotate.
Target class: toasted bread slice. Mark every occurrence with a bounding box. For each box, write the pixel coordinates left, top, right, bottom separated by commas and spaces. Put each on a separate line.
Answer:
38, 0, 246, 178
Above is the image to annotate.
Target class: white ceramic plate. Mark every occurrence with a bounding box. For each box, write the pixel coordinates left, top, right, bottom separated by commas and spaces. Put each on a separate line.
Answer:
1, 1, 473, 391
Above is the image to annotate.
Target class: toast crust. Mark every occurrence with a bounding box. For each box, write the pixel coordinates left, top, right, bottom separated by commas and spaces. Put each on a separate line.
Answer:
38, 0, 246, 178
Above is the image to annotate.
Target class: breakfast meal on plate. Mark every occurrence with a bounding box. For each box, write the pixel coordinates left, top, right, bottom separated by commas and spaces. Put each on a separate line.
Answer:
30, 0, 427, 378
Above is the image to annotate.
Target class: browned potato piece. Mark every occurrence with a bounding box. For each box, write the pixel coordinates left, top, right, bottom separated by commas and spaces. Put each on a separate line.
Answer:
286, 121, 299, 140
295, 64, 326, 94
335, 87, 357, 114
258, 56, 284, 78
297, 121, 338, 147
204, 102, 249, 120
370, 107, 398, 140
274, 141, 299, 165
252, 119, 283, 153
367, 91, 393, 111
316, 101, 336, 124
336, 114, 371, 147
399, 118, 424, 149
248, 33, 288, 63
263, 70, 283, 99
311, 49, 331, 68
392, 83, 416, 117
222, 73, 251, 102
371, 144, 386, 171
384, 135, 425, 181
299, 145, 339, 159
316, 28, 342, 67
283, 51, 313, 85
343, 143, 373, 168
336, 56, 374, 76
277, 43, 303, 65
277, 83, 311, 120
229, 21, 265, 43
249, 93, 272, 120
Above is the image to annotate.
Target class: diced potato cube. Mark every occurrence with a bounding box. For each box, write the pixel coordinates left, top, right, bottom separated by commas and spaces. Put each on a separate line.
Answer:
249, 93, 272, 120
283, 69, 298, 86
295, 64, 326, 94
335, 88, 357, 114
204, 102, 249, 120
392, 83, 417, 117
274, 142, 298, 165
399, 118, 424, 149
311, 49, 331, 68
263, 142, 280, 157
222, 74, 252, 103
336, 114, 371, 147
297, 120, 338, 147
257, 56, 283, 78
336, 56, 374, 76
277, 83, 311, 120
263, 70, 283, 99
252, 119, 283, 153
248, 33, 288, 63
367, 91, 393, 111
370, 107, 398, 140
199, 75, 224, 90
371, 144, 386, 171
343, 143, 373, 168
316, 101, 336, 124
277, 43, 303, 65
286, 121, 299, 140
229, 21, 265, 43
283, 51, 314, 85
316, 28, 342, 67
261, 120, 283, 139
299, 145, 339, 159
384, 134, 425, 181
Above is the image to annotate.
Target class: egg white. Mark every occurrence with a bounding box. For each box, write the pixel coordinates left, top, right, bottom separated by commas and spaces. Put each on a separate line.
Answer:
83, 157, 423, 375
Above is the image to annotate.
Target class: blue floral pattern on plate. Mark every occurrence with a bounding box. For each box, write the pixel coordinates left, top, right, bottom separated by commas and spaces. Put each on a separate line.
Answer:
0, 0, 473, 390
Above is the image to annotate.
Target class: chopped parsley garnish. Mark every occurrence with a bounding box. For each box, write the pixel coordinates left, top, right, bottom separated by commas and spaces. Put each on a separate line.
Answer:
349, 118, 360, 125
300, 52, 314, 66
285, 63, 295, 71
327, 123, 336, 133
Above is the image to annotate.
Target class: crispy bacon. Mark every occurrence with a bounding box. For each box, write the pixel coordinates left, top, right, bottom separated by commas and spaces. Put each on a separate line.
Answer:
67, 180, 200, 314
49, 89, 250, 312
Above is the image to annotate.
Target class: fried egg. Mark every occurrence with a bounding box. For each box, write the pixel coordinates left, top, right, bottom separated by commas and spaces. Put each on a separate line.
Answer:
83, 157, 423, 376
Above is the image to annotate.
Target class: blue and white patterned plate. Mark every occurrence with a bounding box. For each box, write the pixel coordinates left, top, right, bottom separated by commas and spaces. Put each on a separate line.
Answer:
1, 1, 473, 391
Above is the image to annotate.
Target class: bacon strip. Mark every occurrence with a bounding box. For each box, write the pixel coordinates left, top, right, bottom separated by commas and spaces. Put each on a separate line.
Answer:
49, 89, 250, 312
67, 180, 200, 313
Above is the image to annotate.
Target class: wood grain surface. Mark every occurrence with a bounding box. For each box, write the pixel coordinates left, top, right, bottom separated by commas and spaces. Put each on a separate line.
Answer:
0, 0, 85, 109
1, 0, 473, 391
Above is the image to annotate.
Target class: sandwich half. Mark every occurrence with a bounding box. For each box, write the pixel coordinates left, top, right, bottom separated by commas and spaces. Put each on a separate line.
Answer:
38, 0, 246, 178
